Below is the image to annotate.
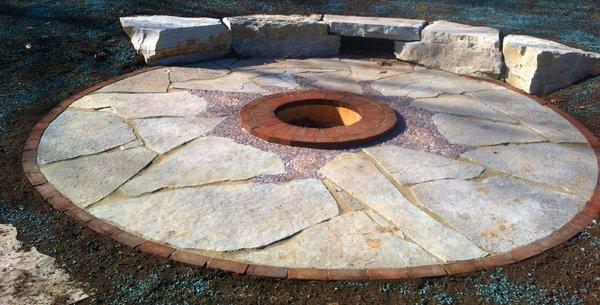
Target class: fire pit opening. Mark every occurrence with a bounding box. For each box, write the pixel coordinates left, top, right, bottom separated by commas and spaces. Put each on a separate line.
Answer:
275, 99, 362, 129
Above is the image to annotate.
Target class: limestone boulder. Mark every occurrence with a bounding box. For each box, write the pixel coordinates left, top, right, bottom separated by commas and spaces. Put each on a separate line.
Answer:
323, 15, 425, 41
120, 15, 231, 65
503, 35, 600, 94
223, 15, 340, 58
395, 21, 503, 78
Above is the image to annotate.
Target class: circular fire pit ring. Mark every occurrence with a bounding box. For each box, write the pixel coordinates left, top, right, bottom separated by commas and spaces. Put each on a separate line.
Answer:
240, 90, 397, 148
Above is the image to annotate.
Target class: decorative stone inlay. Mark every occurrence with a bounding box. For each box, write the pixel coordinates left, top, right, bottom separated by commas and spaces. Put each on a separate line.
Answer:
432, 113, 545, 146
37, 110, 136, 164
395, 21, 503, 78
120, 16, 231, 65
133, 116, 224, 154
503, 35, 600, 94
462, 142, 598, 198
318, 153, 488, 261
238, 211, 437, 268
90, 179, 339, 251
171, 72, 270, 94
96, 68, 170, 93
412, 176, 586, 252
40, 147, 156, 207
121, 137, 285, 197
223, 15, 340, 58
323, 15, 426, 41
71, 91, 208, 119
469, 89, 587, 143
363, 145, 484, 185
411, 94, 515, 123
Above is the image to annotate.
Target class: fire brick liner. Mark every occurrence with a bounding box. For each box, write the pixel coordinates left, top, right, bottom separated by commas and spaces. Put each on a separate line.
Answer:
21, 66, 600, 281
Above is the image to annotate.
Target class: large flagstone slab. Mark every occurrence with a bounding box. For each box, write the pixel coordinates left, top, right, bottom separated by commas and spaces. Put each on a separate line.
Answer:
171, 72, 270, 94
70, 91, 207, 119
40, 147, 156, 207
251, 72, 299, 90
469, 89, 587, 143
318, 153, 487, 261
96, 68, 170, 93
432, 113, 545, 146
411, 94, 514, 122
121, 137, 285, 197
169, 63, 230, 83
341, 59, 415, 82
363, 145, 483, 185
89, 179, 339, 251
134, 117, 224, 154
238, 211, 437, 268
462, 142, 598, 198
297, 71, 363, 94
37, 111, 137, 164
412, 176, 586, 252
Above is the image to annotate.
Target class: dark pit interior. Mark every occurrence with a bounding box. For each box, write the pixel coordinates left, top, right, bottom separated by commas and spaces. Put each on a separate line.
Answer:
275, 99, 362, 128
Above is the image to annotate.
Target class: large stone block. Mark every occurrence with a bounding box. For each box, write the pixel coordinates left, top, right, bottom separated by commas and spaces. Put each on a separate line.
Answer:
503, 35, 600, 94
223, 15, 340, 58
395, 20, 503, 78
120, 15, 231, 65
323, 15, 425, 41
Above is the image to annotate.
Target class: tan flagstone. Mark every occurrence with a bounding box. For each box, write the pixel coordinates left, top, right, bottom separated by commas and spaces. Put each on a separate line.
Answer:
96, 68, 170, 93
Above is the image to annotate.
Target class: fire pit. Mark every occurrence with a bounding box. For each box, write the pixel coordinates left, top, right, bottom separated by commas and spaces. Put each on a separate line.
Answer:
240, 90, 397, 148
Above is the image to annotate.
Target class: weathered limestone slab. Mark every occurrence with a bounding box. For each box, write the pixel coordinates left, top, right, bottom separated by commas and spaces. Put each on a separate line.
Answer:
37, 111, 136, 164
318, 153, 487, 261
120, 16, 231, 65
395, 21, 503, 77
297, 71, 363, 94
323, 15, 425, 41
412, 176, 586, 253
364, 145, 483, 185
341, 58, 414, 82
223, 15, 340, 58
169, 63, 230, 83
40, 147, 156, 207
251, 72, 299, 89
411, 94, 515, 122
503, 35, 600, 94
462, 142, 598, 198
134, 117, 224, 154
469, 89, 587, 143
238, 211, 436, 268
96, 68, 170, 93
432, 113, 545, 146
71, 91, 207, 119
121, 137, 285, 196
90, 179, 339, 251
0, 224, 88, 305
171, 72, 269, 94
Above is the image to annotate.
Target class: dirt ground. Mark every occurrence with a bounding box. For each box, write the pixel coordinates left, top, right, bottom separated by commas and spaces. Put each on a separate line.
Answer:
1, 1, 599, 304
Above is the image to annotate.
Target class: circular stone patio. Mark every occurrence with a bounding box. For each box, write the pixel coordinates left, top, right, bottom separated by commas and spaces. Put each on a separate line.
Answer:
23, 57, 600, 280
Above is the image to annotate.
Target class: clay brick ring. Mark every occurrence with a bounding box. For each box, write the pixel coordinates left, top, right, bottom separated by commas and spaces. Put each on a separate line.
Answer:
240, 90, 397, 148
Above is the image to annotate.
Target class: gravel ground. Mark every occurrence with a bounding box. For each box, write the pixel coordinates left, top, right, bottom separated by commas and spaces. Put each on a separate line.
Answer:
1, 1, 599, 304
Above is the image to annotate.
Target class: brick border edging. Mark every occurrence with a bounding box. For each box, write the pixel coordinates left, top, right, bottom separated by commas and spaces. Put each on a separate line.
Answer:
21, 66, 600, 281
239, 89, 397, 149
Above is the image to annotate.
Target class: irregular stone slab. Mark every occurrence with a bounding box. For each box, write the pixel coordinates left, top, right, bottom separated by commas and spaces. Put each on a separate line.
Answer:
96, 68, 170, 93
503, 35, 600, 94
90, 179, 338, 251
169, 63, 230, 83
411, 94, 515, 122
412, 176, 586, 253
120, 16, 231, 65
251, 72, 299, 90
37, 111, 137, 164
469, 89, 587, 143
134, 116, 224, 154
432, 113, 545, 146
463, 142, 598, 198
318, 153, 487, 261
323, 15, 425, 41
395, 21, 503, 77
364, 145, 483, 185
341, 58, 414, 82
171, 72, 269, 94
71, 91, 207, 119
238, 211, 436, 268
297, 71, 363, 94
0, 224, 88, 305
121, 137, 285, 196
223, 15, 340, 58
40, 147, 156, 207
